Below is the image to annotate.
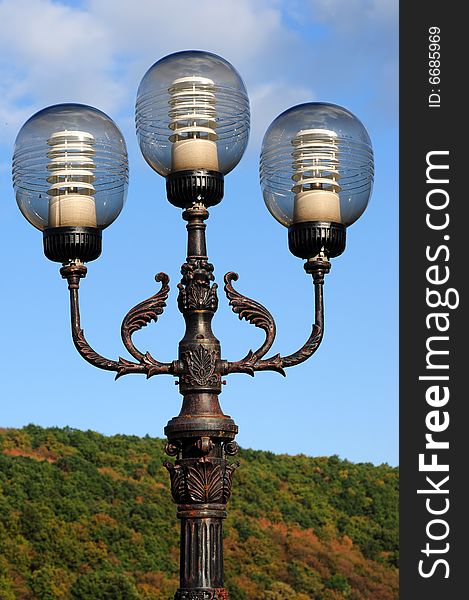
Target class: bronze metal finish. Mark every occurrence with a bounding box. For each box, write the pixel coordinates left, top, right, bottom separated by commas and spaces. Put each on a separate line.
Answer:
59, 197, 331, 599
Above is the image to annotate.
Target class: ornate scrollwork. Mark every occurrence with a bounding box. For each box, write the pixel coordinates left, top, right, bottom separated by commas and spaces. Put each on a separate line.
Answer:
224, 440, 239, 456
121, 272, 170, 361
279, 323, 323, 369
180, 345, 219, 388
165, 441, 181, 457
72, 326, 142, 375
224, 272, 276, 359
64, 266, 173, 380
222, 462, 240, 503
164, 459, 239, 505
178, 259, 218, 312
222, 265, 326, 376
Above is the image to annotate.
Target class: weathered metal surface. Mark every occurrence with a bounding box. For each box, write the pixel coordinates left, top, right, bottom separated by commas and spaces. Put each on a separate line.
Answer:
222, 258, 330, 376
60, 263, 173, 378
121, 272, 170, 361
61, 196, 331, 600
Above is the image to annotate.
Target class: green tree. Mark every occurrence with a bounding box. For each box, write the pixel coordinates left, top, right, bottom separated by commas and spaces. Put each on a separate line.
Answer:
71, 570, 140, 599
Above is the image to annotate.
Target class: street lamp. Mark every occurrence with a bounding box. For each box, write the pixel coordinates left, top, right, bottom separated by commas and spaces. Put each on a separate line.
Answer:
12, 50, 373, 600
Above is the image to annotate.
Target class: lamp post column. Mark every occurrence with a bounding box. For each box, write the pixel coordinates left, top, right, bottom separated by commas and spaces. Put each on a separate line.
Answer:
164, 205, 239, 600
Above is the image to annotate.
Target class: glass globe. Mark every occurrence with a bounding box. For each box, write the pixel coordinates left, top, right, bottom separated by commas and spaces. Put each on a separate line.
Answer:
136, 50, 250, 176
260, 103, 374, 228
13, 103, 128, 231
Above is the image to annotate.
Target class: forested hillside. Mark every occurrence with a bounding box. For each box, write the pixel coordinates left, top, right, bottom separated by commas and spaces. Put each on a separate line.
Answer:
0, 426, 398, 599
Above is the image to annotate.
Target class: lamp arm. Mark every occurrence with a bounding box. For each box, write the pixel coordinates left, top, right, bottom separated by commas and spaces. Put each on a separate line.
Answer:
61, 263, 174, 379
221, 260, 329, 377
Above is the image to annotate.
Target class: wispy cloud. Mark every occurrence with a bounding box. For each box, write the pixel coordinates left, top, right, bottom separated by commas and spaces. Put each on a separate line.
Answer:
0, 0, 125, 144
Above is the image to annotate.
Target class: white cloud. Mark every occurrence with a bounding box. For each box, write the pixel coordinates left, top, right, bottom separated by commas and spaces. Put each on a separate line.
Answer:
0, 0, 124, 144
86, 0, 285, 64
0, 0, 397, 151
0, 0, 304, 146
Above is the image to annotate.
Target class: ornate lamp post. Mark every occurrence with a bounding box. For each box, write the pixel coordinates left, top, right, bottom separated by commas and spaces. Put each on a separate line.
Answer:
12, 51, 374, 600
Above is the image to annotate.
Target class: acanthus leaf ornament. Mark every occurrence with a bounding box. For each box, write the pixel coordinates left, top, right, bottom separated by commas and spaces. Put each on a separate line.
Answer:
164, 459, 239, 505
222, 271, 280, 374
187, 461, 224, 503
222, 461, 240, 503
178, 259, 218, 312
121, 272, 170, 361
181, 345, 219, 388
164, 461, 186, 504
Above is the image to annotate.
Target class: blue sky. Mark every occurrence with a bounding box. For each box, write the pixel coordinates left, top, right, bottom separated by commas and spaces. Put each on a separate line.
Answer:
0, 0, 398, 465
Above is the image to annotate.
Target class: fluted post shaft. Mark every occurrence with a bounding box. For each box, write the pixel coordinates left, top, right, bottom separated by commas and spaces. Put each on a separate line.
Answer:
164, 206, 239, 600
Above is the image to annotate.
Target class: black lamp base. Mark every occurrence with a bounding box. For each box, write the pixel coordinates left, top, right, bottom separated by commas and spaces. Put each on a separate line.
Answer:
288, 221, 346, 259
43, 227, 102, 263
166, 170, 224, 209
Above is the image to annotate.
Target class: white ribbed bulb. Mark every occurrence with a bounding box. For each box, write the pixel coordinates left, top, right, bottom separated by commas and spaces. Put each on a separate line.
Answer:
47, 130, 97, 228
291, 128, 342, 223
168, 76, 219, 172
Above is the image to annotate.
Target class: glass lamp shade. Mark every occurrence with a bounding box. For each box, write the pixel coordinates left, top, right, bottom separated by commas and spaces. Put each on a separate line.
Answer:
136, 50, 250, 176
260, 103, 374, 228
13, 103, 128, 231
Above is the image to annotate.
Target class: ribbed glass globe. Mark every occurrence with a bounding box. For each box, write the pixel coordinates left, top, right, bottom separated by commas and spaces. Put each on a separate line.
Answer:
136, 50, 250, 176
260, 103, 374, 227
13, 103, 128, 231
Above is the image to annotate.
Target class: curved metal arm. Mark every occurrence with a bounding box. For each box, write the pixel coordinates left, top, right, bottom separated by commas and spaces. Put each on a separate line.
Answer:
221, 260, 329, 377
222, 272, 277, 375
61, 263, 174, 380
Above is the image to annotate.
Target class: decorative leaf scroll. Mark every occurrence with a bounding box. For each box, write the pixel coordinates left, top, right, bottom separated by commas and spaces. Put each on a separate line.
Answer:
223, 271, 277, 366
121, 272, 170, 361
224, 272, 275, 334
185, 281, 218, 310
164, 461, 186, 504
222, 461, 240, 503
187, 461, 224, 503
67, 274, 173, 380
222, 271, 325, 376
164, 459, 239, 505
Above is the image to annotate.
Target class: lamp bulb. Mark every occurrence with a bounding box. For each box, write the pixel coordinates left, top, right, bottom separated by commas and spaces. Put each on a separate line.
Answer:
291, 128, 341, 224
47, 130, 97, 228
168, 76, 219, 172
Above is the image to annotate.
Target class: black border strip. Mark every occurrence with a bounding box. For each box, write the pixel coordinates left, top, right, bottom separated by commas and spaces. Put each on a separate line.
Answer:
400, 3, 465, 597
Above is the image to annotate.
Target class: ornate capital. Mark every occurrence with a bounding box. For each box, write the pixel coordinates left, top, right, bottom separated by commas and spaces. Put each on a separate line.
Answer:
164, 458, 239, 505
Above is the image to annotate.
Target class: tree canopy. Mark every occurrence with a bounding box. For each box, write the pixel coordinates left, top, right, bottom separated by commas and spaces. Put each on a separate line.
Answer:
0, 426, 398, 599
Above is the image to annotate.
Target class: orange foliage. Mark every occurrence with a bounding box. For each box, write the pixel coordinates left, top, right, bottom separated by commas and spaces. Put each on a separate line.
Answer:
2, 447, 56, 463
